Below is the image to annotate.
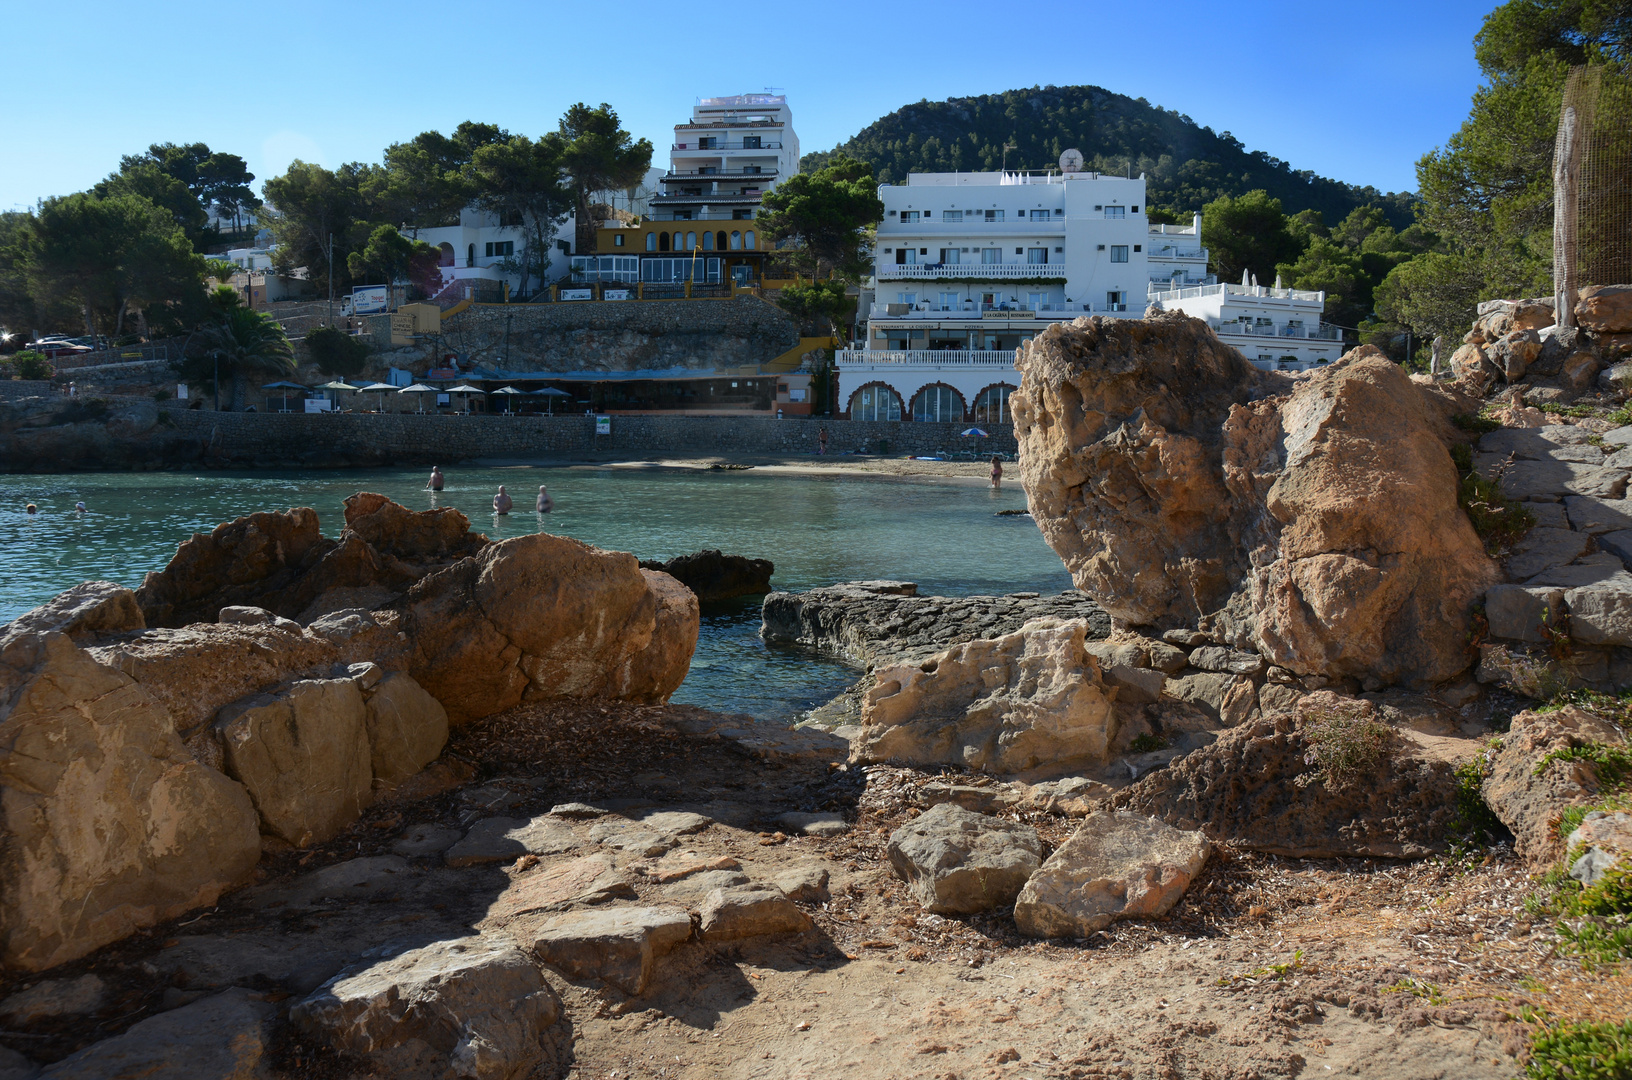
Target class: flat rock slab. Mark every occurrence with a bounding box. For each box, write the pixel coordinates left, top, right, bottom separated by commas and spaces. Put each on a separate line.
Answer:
291, 936, 562, 1080
648, 855, 741, 883
774, 865, 832, 904
250, 855, 411, 910
587, 822, 678, 858
772, 811, 851, 837
1526, 561, 1632, 645
699, 885, 813, 942
1485, 584, 1566, 642
1480, 425, 1597, 457
37, 988, 275, 1080
145, 933, 345, 996
0, 975, 105, 1025
1526, 502, 1570, 529
522, 906, 694, 994
390, 824, 463, 857
1014, 811, 1211, 938
1186, 646, 1267, 676
637, 811, 713, 836
549, 802, 609, 819
444, 816, 585, 867
483, 853, 637, 927
886, 803, 1043, 915
1505, 527, 1592, 580
1495, 459, 1629, 500
1598, 529, 1632, 568
661, 870, 752, 906
1565, 496, 1632, 534
909, 782, 1022, 815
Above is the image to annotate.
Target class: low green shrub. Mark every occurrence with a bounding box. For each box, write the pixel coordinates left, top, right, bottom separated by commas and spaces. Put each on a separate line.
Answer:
1128, 734, 1168, 753
1298, 701, 1392, 788
1449, 444, 1536, 550
1451, 412, 1501, 435
1526, 1018, 1632, 1080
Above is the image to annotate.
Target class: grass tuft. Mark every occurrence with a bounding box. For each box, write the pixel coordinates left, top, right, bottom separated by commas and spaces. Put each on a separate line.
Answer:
1297, 702, 1393, 788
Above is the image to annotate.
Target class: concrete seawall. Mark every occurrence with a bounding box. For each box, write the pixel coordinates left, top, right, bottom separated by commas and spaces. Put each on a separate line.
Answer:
164, 410, 1017, 466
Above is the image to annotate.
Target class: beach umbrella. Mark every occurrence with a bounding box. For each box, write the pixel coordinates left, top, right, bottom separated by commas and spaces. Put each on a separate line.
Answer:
356, 381, 397, 411
490, 386, 527, 414
960, 427, 989, 438
316, 380, 360, 412
531, 387, 572, 415
443, 383, 486, 414
261, 380, 305, 413
398, 382, 439, 414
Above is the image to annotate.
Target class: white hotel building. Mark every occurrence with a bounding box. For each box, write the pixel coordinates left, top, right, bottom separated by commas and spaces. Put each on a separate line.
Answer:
840, 168, 1341, 422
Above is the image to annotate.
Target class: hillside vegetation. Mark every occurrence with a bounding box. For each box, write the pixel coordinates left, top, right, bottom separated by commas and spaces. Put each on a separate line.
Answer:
801, 85, 1415, 227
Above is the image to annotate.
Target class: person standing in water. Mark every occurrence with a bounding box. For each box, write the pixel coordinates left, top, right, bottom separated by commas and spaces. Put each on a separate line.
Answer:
493, 485, 513, 515
426, 465, 445, 491
817, 426, 829, 455
536, 485, 553, 514
990, 455, 1003, 488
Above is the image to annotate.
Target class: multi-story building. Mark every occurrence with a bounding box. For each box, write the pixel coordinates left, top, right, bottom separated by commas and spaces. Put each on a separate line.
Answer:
839, 166, 1338, 422
575, 94, 799, 288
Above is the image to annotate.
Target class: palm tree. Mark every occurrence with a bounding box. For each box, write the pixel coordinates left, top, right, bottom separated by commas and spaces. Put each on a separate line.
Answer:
193, 307, 295, 411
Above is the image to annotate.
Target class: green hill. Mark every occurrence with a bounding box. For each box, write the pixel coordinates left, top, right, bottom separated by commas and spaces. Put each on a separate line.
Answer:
803, 85, 1415, 228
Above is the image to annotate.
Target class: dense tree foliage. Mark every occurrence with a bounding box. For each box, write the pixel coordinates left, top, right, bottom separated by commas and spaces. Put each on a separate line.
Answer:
802, 86, 1416, 227
757, 155, 884, 281
183, 306, 295, 409
555, 104, 653, 252
303, 324, 372, 378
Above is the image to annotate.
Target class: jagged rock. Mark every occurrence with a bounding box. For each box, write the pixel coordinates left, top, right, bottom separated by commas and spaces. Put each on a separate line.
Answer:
909, 781, 1022, 815
1602, 361, 1632, 391
1014, 320, 1498, 688
1484, 706, 1626, 866
853, 618, 1115, 772
342, 491, 488, 564
1162, 671, 1258, 726
215, 678, 374, 847
217, 604, 301, 632
1578, 285, 1632, 334
699, 885, 813, 941
1488, 329, 1543, 381
0, 975, 105, 1024
1484, 584, 1566, 642
444, 816, 584, 868
0, 625, 260, 972
1567, 811, 1632, 885
885, 803, 1044, 915
1109, 694, 1460, 858
1562, 351, 1602, 393
774, 865, 832, 903
638, 549, 774, 602
1187, 646, 1267, 677
1450, 342, 1494, 388
363, 672, 449, 787
3, 581, 143, 642
36, 988, 275, 1079
400, 534, 698, 725
133, 507, 333, 627
1014, 812, 1210, 938
290, 936, 564, 1080
521, 906, 693, 994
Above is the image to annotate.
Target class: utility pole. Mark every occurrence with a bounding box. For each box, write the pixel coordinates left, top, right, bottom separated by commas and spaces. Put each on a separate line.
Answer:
327, 233, 335, 326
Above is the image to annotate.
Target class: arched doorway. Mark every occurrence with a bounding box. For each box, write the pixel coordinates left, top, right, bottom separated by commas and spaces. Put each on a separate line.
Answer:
910, 384, 966, 422
848, 383, 903, 421
437, 242, 456, 267
972, 383, 1017, 424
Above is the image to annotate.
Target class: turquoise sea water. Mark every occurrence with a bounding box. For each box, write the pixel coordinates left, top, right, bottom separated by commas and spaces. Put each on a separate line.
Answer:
0, 466, 1072, 720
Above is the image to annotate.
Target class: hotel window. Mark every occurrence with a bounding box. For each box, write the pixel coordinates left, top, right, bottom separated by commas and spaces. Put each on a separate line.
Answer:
732, 208, 754, 219
613, 234, 624, 247
943, 210, 963, 222
646, 233, 656, 251
939, 248, 960, 264
1110, 245, 1129, 262
939, 291, 960, 309
895, 248, 918, 265
1027, 248, 1047, 264
730, 231, 742, 250
483, 241, 514, 257
686, 231, 697, 250
744, 164, 761, 174
700, 166, 717, 175
698, 137, 716, 149
1104, 206, 1126, 219
743, 135, 761, 149
980, 248, 1002, 264
1029, 209, 1050, 221
703, 231, 714, 250
744, 231, 755, 249
983, 209, 1004, 221
900, 211, 920, 223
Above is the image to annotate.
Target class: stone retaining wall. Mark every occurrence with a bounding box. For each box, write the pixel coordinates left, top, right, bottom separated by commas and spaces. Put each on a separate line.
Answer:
163, 410, 1016, 466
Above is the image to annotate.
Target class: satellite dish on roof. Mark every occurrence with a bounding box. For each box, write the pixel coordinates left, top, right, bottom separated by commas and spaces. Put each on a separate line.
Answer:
1059, 148, 1084, 173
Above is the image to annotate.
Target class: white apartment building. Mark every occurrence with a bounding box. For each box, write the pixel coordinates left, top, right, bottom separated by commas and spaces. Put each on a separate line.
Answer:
840, 166, 1336, 422
649, 93, 800, 223
416, 206, 576, 302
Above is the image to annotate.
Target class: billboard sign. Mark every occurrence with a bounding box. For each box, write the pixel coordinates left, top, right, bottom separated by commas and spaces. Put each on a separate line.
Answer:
595, 415, 611, 435
352, 285, 390, 314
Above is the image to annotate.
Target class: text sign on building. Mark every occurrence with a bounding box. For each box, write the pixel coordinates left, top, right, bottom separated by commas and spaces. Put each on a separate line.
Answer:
389, 314, 414, 346
595, 415, 611, 435
352, 285, 390, 314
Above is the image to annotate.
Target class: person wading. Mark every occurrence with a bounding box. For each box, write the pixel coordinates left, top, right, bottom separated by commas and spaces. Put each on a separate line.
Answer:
426, 465, 445, 491
493, 486, 513, 515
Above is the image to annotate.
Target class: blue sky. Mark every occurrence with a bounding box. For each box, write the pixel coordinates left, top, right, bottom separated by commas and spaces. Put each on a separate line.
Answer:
3, 0, 1496, 213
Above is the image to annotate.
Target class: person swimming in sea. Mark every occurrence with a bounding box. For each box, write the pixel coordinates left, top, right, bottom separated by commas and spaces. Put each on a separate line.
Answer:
75, 501, 87, 513
493, 485, 513, 515
536, 485, 553, 514
25, 503, 37, 515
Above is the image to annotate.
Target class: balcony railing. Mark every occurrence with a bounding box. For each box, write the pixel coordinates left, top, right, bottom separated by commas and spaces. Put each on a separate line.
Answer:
838, 349, 1017, 367
1147, 248, 1206, 260
673, 141, 782, 151
1212, 322, 1341, 340
1149, 272, 1215, 285
877, 264, 1066, 280
881, 219, 1065, 234
868, 302, 1127, 319
649, 211, 760, 221
664, 168, 777, 178
1148, 282, 1326, 303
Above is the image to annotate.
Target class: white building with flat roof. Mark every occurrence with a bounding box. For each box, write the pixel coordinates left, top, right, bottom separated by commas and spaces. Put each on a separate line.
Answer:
840, 166, 1336, 422
650, 93, 800, 223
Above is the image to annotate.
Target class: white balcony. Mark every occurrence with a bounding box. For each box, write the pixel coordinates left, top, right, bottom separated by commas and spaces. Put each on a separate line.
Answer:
877, 264, 1067, 281
838, 349, 1017, 367
880, 219, 1066, 236
868, 302, 1128, 319
1148, 282, 1326, 304
1214, 322, 1341, 341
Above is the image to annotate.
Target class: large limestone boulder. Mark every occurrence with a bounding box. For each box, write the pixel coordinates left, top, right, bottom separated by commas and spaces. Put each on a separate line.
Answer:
1014, 317, 1499, 688
1014, 812, 1210, 938
854, 618, 1115, 772
1108, 694, 1460, 858
37, 988, 275, 1079
3, 580, 144, 641
0, 627, 260, 972
400, 534, 698, 725
519, 906, 694, 994
214, 678, 374, 847
1484, 706, 1625, 867
342, 490, 488, 564
363, 671, 449, 787
291, 936, 564, 1080
134, 507, 335, 627
1578, 284, 1632, 334
886, 803, 1044, 915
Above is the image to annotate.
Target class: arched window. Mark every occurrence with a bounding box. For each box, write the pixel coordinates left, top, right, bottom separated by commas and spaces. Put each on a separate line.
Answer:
716, 230, 727, 251
686, 231, 697, 250
646, 232, 657, 251
436, 242, 455, 267
466, 243, 475, 267
702, 231, 715, 251
848, 384, 903, 422
744, 230, 755, 249
659, 232, 670, 252
910, 384, 966, 422
730, 231, 742, 251
972, 384, 1016, 424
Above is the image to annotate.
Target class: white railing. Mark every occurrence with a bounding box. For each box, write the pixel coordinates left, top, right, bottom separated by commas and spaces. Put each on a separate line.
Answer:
1147, 282, 1326, 303
1211, 322, 1341, 341
1147, 248, 1206, 260
877, 264, 1066, 280
880, 220, 1065, 234
838, 349, 1017, 367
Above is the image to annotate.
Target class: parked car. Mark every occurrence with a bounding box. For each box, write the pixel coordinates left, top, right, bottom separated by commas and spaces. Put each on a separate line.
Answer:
28, 339, 93, 358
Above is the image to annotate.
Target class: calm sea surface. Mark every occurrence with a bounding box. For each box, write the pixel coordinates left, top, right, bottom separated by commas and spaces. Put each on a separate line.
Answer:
0, 466, 1071, 721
